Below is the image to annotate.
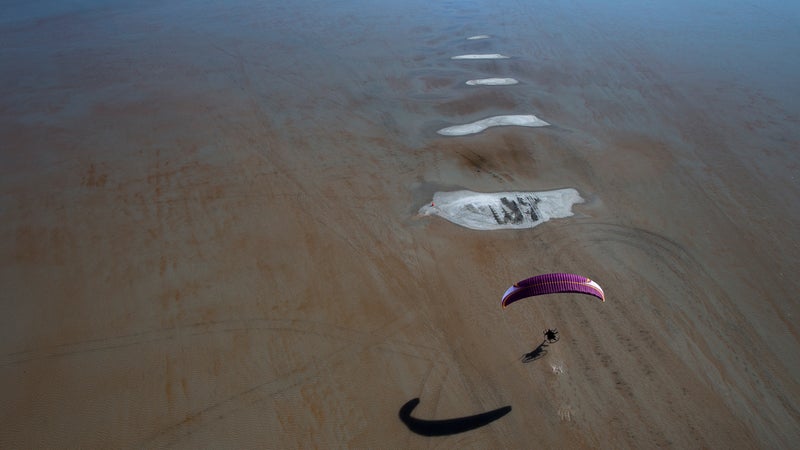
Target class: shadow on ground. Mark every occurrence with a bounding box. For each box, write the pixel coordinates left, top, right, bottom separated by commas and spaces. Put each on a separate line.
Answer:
398, 398, 512, 436
521, 340, 549, 363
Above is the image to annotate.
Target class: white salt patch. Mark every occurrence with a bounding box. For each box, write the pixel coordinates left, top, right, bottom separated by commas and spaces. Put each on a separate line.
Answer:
466, 35, 490, 40
465, 77, 519, 86
437, 114, 549, 136
451, 54, 510, 60
418, 189, 584, 230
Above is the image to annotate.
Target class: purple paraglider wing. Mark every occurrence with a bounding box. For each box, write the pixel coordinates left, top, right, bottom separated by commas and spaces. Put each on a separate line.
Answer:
501, 273, 605, 308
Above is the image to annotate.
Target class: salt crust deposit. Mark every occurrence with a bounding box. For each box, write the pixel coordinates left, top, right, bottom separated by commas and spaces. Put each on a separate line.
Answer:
466, 35, 490, 40
418, 189, 584, 230
437, 114, 549, 136
466, 78, 519, 86
451, 54, 510, 60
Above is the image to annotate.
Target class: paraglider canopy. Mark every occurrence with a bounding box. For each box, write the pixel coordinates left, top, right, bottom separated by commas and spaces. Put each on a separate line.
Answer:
501, 273, 605, 308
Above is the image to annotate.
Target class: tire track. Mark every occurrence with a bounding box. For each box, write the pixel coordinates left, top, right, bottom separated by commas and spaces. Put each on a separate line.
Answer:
543, 221, 791, 445
1, 316, 430, 368
141, 311, 417, 447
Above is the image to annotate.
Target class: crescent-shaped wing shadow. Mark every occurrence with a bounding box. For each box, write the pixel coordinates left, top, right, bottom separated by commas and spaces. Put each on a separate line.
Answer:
398, 398, 512, 436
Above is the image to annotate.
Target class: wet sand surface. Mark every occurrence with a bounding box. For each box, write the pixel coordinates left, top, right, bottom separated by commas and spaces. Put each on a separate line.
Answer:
2, 0, 799, 447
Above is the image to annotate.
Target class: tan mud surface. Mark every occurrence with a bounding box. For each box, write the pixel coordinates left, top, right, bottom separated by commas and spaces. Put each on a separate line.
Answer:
2, 0, 799, 448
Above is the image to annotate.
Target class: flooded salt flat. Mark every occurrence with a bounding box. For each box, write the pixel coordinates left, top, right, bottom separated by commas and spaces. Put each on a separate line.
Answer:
1, 0, 799, 447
